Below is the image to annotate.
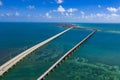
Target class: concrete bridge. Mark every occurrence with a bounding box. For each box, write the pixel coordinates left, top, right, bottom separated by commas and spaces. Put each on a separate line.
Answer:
37, 30, 96, 80
0, 27, 73, 76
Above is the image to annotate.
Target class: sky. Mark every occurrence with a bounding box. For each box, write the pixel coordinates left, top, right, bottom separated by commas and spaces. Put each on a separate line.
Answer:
0, 0, 120, 22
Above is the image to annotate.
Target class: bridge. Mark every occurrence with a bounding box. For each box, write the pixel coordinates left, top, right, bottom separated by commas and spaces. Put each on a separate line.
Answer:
37, 30, 96, 80
0, 27, 73, 76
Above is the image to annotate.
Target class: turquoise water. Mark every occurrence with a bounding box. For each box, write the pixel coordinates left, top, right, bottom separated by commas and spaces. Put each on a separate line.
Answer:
0, 22, 65, 65
76, 23, 120, 66
76, 23, 120, 30
77, 23, 120, 33
0, 28, 91, 80
46, 23, 120, 80
0, 23, 120, 80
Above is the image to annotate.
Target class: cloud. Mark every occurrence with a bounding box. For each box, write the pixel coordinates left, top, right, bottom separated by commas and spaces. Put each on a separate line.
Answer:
56, 0, 63, 4
96, 13, 105, 17
81, 13, 120, 21
56, 5, 78, 13
15, 12, 20, 16
50, 6, 78, 17
80, 11, 85, 15
27, 5, 35, 10
0, 1, 3, 6
64, 12, 73, 16
57, 5, 65, 13
5, 12, 20, 17
67, 8, 78, 13
6, 13, 12, 16
95, 13, 119, 18
98, 5, 101, 8
65, 13, 69, 16
45, 13, 52, 18
107, 7, 118, 12
111, 13, 119, 17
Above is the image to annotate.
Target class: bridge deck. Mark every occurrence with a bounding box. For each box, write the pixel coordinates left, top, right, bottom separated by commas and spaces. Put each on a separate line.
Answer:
37, 30, 96, 80
0, 27, 73, 76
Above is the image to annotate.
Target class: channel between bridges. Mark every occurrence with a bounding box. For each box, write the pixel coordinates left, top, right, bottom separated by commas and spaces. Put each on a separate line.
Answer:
37, 29, 97, 80
0, 27, 73, 76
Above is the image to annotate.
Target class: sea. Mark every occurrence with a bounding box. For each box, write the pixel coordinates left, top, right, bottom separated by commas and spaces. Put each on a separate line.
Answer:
0, 22, 120, 80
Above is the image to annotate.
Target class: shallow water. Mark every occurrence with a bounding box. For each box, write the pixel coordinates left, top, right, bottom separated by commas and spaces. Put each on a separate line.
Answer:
0, 22, 65, 65
46, 23, 120, 80
0, 23, 120, 80
0, 27, 91, 80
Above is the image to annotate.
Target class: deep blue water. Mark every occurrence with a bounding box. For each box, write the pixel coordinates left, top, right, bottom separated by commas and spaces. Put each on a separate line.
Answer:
0, 23, 120, 80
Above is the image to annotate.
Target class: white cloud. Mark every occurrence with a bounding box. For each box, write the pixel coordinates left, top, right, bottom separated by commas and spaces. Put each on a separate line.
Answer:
45, 13, 52, 18
57, 6, 78, 13
79, 13, 120, 22
80, 11, 85, 15
67, 8, 78, 13
56, 0, 63, 4
49, 6, 78, 17
65, 13, 69, 16
57, 5, 65, 13
98, 5, 101, 8
27, 5, 35, 10
111, 13, 119, 17
107, 7, 118, 12
15, 12, 20, 16
0, 1, 3, 6
64, 12, 73, 16
96, 13, 105, 17
104, 13, 120, 20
